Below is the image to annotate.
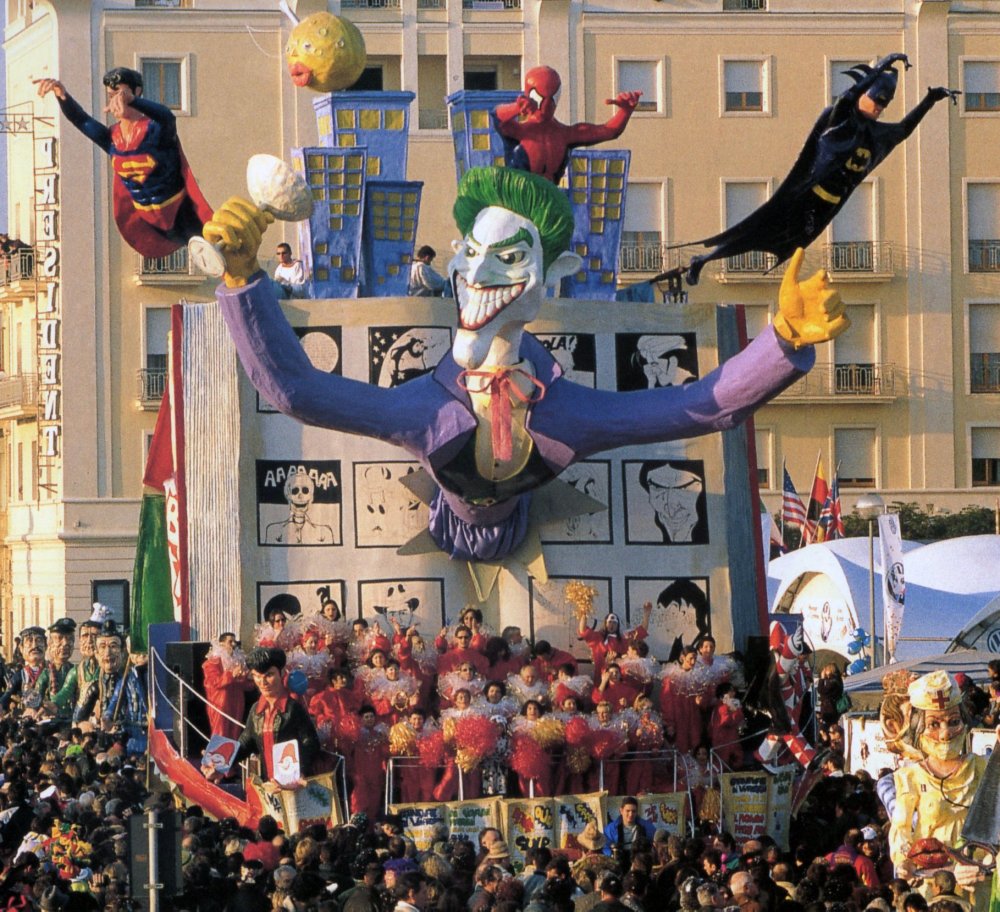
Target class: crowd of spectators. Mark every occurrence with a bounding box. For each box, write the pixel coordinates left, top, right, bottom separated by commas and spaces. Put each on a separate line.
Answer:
0, 611, 996, 911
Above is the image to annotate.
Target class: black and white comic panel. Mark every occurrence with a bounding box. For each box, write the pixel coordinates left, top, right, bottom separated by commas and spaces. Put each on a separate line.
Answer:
358, 579, 446, 634
539, 461, 612, 544
533, 332, 597, 388
528, 575, 612, 664
626, 577, 711, 660
615, 332, 699, 391
256, 460, 342, 546
369, 326, 452, 387
257, 580, 348, 623
258, 326, 342, 412
354, 461, 429, 548
623, 459, 708, 545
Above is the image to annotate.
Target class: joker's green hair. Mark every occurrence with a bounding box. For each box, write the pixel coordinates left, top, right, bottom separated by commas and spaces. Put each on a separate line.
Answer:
453, 167, 574, 271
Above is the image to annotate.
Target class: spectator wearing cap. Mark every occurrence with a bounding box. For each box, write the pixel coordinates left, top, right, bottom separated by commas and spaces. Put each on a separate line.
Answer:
0, 639, 46, 712
204, 647, 319, 789
37, 618, 77, 718
52, 617, 102, 718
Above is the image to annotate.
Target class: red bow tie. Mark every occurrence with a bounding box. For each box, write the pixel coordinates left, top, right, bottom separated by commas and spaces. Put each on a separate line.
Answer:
457, 367, 546, 462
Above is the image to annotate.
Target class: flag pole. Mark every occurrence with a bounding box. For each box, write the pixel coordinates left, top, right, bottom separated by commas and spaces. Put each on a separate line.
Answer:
781, 458, 786, 544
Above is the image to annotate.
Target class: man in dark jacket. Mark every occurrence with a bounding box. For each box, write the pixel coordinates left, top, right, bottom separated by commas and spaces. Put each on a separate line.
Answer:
204, 647, 319, 789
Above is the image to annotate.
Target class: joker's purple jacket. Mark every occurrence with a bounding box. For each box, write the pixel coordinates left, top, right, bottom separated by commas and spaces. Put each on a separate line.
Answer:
218, 273, 813, 560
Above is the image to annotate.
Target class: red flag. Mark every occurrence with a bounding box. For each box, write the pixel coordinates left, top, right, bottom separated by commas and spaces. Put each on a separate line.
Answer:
142, 384, 173, 491
802, 457, 829, 545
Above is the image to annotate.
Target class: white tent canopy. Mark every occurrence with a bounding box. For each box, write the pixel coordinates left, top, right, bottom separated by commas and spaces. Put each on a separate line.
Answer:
767, 535, 1000, 664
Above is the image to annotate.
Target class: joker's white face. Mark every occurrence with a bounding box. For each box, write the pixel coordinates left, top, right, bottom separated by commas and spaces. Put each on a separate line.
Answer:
450, 208, 544, 369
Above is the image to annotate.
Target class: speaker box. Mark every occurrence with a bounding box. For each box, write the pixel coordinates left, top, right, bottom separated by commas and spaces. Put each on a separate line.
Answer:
164, 641, 211, 757
128, 810, 183, 909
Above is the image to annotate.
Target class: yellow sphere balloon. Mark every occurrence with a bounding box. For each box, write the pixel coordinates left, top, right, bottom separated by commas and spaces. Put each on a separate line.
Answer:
285, 12, 367, 93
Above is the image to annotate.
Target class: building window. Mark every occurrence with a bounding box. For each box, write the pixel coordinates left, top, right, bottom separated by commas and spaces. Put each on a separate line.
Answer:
755, 427, 772, 489
620, 183, 663, 272
835, 427, 877, 487
464, 69, 497, 91
742, 304, 770, 342
93, 580, 130, 629
351, 67, 384, 91
829, 59, 866, 105
971, 303, 1000, 393
723, 181, 774, 271
968, 183, 1000, 272
834, 304, 877, 393
139, 58, 185, 111
972, 428, 1000, 486
830, 181, 876, 271
418, 56, 448, 130
142, 309, 170, 402
723, 59, 767, 114
617, 59, 661, 113
16, 441, 23, 501
964, 60, 1000, 113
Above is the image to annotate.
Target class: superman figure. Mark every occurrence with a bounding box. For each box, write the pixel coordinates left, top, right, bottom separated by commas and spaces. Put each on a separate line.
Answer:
36, 67, 213, 258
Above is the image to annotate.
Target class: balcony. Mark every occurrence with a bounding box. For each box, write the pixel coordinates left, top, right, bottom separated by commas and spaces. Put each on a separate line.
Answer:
716, 250, 780, 282
970, 240, 1000, 272
0, 373, 38, 419
137, 369, 167, 405
463, 0, 521, 8
723, 0, 766, 8
135, 0, 191, 6
136, 247, 203, 286
776, 362, 896, 402
0, 247, 36, 292
342, 0, 401, 7
417, 0, 445, 7
971, 353, 1000, 393
619, 243, 679, 274
418, 109, 449, 130
823, 240, 894, 279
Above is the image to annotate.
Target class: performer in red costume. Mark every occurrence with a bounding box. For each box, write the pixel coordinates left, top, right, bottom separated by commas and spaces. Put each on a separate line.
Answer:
493, 66, 643, 182
201, 632, 254, 741
578, 602, 651, 681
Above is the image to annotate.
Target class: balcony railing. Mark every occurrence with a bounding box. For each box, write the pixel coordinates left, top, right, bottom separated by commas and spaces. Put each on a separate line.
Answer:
824, 240, 894, 275
417, 0, 445, 7
971, 353, 1000, 393
418, 109, 449, 129
0, 247, 35, 286
970, 240, 1000, 272
463, 0, 521, 8
135, 0, 190, 6
137, 369, 168, 402
0, 373, 38, 411
721, 250, 779, 276
342, 0, 401, 7
723, 0, 766, 8
620, 244, 671, 273
139, 247, 189, 276
778, 362, 896, 399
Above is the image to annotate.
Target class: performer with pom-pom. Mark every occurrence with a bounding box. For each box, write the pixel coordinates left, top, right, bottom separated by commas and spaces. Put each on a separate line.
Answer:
510, 700, 565, 797
389, 707, 441, 804
578, 603, 651, 682
586, 700, 628, 795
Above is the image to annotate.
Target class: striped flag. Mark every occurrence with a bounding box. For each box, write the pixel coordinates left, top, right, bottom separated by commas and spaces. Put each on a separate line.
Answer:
802, 457, 829, 545
781, 463, 807, 529
818, 472, 846, 540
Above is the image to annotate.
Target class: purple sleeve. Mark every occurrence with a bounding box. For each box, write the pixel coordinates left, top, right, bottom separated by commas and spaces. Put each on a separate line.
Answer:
535, 327, 813, 458
215, 272, 441, 450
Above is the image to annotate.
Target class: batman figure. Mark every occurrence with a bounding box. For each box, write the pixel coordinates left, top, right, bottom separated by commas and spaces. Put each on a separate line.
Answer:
675, 53, 958, 285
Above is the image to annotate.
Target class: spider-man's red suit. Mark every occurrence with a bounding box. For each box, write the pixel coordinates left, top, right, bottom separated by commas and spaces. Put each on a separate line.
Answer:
494, 66, 642, 182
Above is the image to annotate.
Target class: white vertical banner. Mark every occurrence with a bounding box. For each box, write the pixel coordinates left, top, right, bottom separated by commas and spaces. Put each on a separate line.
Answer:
877, 513, 905, 662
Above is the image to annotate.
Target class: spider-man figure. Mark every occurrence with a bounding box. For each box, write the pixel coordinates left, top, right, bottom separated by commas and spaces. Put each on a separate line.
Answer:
493, 66, 642, 183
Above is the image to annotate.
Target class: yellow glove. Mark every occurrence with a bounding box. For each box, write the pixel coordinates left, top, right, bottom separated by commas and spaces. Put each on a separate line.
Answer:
202, 196, 275, 288
772, 247, 850, 349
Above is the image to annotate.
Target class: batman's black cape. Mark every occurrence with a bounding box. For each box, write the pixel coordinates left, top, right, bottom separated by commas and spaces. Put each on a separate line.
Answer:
677, 84, 939, 274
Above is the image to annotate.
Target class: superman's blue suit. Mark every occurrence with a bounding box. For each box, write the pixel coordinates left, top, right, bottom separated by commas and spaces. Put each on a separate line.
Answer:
58, 92, 213, 258
218, 273, 813, 561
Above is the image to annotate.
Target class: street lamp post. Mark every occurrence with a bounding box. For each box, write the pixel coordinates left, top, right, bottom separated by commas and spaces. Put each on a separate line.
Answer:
856, 493, 885, 669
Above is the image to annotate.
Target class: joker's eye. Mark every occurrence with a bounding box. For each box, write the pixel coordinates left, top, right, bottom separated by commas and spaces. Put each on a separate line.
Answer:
497, 250, 525, 266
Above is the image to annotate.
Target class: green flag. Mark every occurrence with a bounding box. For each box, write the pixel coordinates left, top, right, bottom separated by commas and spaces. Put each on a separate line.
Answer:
130, 492, 174, 652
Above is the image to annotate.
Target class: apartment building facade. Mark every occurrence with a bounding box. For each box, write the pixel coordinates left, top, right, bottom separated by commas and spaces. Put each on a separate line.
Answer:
0, 0, 996, 642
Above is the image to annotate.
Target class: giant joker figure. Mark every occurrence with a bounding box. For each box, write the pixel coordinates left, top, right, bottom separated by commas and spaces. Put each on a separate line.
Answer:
206, 166, 846, 564
493, 66, 643, 182
35, 67, 213, 258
